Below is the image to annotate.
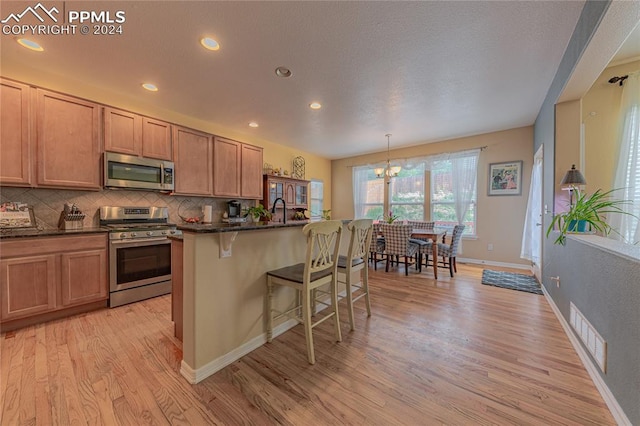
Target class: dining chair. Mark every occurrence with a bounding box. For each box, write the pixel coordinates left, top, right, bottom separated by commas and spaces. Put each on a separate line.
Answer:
379, 223, 421, 276
337, 219, 373, 330
406, 220, 435, 231
420, 224, 465, 277
266, 220, 343, 364
369, 222, 386, 270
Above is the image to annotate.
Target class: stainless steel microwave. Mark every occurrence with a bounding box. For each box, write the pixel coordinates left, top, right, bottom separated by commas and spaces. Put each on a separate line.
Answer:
104, 152, 175, 191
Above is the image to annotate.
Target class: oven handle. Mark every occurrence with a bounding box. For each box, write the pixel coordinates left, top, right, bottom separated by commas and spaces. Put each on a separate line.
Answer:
110, 237, 170, 245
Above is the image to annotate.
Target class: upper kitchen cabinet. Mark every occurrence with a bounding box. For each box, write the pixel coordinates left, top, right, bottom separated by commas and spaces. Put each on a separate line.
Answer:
213, 137, 241, 197
173, 126, 213, 196
142, 117, 172, 160
0, 79, 32, 187
263, 175, 310, 209
104, 107, 142, 156
213, 137, 263, 198
240, 143, 264, 199
36, 89, 101, 190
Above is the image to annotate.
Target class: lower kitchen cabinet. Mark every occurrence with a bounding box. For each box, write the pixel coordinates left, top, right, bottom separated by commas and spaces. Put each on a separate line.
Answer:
0, 234, 108, 328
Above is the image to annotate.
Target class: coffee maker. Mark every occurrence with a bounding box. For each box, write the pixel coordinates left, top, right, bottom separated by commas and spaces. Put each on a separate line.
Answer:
223, 200, 246, 223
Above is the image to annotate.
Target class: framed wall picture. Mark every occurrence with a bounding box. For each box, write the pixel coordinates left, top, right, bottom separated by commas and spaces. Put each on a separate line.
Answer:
488, 161, 523, 196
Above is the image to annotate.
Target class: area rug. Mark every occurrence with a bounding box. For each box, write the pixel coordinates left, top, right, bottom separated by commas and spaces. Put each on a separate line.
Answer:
481, 270, 543, 295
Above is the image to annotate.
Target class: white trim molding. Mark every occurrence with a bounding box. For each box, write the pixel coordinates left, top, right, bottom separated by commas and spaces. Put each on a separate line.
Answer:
457, 257, 531, 271
542, 287, 631, 425
180, 318, 298, 384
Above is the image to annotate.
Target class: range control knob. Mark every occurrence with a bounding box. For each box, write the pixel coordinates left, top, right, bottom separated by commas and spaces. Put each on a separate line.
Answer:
131, 232, 137, 238
146, 231, 153, 236
170, 230, 176, 235
120, 233, 127, 239
161, 231, 168, 235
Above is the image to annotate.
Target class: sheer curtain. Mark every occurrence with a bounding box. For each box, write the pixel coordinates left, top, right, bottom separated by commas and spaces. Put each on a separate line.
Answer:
521, 148, 542, 263
352, 165, 370, 218
609, 71, 640, 244
450, 149, 480, 228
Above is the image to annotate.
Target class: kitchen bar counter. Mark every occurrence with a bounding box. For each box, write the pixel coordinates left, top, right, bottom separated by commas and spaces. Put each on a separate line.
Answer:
177, 220, 309, 233
0, 227, 109, 239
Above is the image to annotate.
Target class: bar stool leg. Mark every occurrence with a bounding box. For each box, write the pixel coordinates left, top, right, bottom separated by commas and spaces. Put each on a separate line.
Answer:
302, 288, 315, 364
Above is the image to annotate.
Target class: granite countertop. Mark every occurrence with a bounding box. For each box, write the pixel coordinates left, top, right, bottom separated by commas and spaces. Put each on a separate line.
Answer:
0, 227, 109, 240
178, 220, 310, 233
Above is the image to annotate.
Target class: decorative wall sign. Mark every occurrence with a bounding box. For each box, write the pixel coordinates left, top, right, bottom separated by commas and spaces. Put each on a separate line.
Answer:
0, 202, 36, 228
293, 156, 305, 179
488, 161, 523, 196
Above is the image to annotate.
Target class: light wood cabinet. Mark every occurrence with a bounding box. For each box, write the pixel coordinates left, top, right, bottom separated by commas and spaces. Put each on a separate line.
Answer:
240, 144, 263, 198
0, 255, 57, 320
104, 107, 142, 155
213, 137, 263, 198
173, 126, 213, 196
60, 249, 108, 306
36, 89, 102, 190
142, 117, 172, 160
0, 79, 32, 186
213, 136, 241, 197
0, 234, 108, 324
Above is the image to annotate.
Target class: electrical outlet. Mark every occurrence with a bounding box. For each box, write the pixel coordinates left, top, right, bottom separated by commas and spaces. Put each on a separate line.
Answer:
487, 243, 493, 251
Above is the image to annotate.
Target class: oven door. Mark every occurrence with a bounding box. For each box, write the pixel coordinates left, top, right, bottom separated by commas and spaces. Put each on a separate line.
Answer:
109, 237, 172, 292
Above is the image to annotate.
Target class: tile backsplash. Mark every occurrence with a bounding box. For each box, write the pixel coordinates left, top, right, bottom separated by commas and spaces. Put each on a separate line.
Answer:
0, 187, 254, 229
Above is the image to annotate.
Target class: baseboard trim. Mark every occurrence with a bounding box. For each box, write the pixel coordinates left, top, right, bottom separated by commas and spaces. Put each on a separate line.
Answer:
457, 257, 530, 271
542, 287, 631, 425
180, 318, 299, 384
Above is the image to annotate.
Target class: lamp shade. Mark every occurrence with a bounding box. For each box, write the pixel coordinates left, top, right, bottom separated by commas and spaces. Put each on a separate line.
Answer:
560, 164, 586, 186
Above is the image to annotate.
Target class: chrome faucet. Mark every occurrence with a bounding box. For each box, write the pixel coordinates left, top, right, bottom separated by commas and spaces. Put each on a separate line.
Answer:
271, 197, 286, 223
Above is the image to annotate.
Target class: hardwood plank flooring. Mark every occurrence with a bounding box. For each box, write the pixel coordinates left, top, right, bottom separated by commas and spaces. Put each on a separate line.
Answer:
0, 263, 616, 425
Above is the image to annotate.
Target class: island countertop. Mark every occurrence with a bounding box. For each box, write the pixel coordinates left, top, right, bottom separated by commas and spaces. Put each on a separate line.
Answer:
177, 220, 309, 233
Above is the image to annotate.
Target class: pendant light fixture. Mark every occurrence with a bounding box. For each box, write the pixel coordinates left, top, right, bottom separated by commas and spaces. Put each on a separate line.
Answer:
374, 134, 401, 178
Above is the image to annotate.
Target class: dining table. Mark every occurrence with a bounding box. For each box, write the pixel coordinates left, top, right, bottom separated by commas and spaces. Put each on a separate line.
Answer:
411, 229, 447, 279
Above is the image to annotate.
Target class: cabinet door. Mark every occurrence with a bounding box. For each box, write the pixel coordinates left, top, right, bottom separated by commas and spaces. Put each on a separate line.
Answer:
240, 144, 263, 199
285, 182, 296, 205
213, 137, 241, 197
0, 79, 32, 186
295, 183, 308, 207
265, 178, 284, 207
142, 117, 172, 160
36, 89, 101, 189
173, 126, 213, 196
0, 255, 57, 320
60, 249, 108, 307
104, 107, 142, 155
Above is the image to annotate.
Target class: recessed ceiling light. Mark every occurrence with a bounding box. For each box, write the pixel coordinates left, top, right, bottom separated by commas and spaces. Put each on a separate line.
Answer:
275, 66, 292, 78
200, 37, 220, 51
249, 122, 259, 128
17, 38, 43, 51
142, 83, 158, 92
309, 102, 322, 110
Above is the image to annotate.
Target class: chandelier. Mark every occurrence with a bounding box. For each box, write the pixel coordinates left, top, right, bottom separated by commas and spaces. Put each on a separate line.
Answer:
374, 134, 401, 178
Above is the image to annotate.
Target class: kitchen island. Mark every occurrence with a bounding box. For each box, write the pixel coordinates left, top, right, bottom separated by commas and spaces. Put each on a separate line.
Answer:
177, 221, 312, 383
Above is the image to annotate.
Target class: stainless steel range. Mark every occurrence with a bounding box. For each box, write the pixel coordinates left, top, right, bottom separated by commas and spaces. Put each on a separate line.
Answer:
100, 206, 182, 307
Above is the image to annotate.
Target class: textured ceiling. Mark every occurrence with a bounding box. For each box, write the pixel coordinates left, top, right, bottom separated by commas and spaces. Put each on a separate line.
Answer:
1, 1, 587, 159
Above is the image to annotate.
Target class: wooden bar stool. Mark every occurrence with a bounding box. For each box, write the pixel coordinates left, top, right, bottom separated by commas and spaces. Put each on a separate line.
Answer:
337, 219, 373, 330
266, 220, 343, 364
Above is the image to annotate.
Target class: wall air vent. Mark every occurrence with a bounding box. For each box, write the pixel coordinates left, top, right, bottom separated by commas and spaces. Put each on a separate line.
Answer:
570, 302, 607, 372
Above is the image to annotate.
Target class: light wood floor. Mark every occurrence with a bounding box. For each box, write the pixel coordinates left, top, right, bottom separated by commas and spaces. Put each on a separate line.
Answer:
1, 263, 615, 425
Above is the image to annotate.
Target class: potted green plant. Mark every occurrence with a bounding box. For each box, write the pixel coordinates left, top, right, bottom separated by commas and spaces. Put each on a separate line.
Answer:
546, 188, 635, 245
244, 204, 272, 222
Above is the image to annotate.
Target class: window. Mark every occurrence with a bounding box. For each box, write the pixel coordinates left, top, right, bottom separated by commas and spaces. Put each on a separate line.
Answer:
309, 180, 324, 220
610, 72, 640, 244
430, 154, 477, 235
353, 166, 384, 220
389, 164, 425, 220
